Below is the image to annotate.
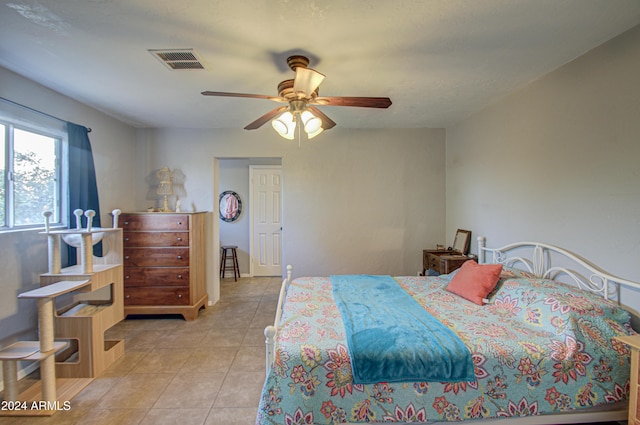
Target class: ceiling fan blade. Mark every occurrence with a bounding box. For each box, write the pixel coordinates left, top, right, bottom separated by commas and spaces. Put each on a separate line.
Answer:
307, 106, 336, 129
244, 106, 289, 130
293, 68, 325, 97
313, 96, 392, 108
202, 91, 286, 102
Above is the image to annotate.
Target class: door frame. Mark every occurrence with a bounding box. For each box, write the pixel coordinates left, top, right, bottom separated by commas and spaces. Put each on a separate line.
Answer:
212, 157, 283, 304
249, 164, 283, 277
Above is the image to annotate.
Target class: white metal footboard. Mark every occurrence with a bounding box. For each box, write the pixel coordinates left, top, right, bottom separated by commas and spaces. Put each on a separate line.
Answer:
264, 265, 293, 373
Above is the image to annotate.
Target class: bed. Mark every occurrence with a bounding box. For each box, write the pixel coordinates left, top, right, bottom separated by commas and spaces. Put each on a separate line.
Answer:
256, 238, 640, 425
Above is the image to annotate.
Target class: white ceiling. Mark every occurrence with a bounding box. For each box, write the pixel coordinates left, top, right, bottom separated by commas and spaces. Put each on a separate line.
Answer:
1, 0, 639, 130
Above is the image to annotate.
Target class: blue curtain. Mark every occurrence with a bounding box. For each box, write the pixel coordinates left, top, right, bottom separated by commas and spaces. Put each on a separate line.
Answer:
66, 122, 102, 265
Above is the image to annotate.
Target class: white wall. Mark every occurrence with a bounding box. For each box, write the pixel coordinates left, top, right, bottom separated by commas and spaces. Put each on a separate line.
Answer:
0, 66, 137, 384
446, 25, 640, 308
134, 127, 446, 292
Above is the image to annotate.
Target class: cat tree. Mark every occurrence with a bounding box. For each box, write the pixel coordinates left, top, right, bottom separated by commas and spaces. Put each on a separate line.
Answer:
0, 209, 125, 416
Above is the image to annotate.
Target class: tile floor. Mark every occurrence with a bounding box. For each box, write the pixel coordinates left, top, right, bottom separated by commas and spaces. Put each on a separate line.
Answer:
1, 278, 629, 425
1, 276, 282, 425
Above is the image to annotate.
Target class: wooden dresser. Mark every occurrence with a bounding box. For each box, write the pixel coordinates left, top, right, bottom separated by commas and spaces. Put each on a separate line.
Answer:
120, 212, 208, 320
615, 335, 640, 425
423, 249, 472, 275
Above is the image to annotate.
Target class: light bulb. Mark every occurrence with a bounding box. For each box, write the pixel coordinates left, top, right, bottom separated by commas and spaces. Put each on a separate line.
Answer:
301, 110, 322, 134
271, 111, 295, 140
307, 126, 324, 139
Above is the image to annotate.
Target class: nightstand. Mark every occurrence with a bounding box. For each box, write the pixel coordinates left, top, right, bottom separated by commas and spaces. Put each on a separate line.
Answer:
423, 250, 473, 275
614, 335, 640, 425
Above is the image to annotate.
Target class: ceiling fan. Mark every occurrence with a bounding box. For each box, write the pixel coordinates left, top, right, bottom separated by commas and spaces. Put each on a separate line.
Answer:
201, 55, 392, 139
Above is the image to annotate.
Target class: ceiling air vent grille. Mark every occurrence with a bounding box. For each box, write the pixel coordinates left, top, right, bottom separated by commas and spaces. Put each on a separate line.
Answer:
149, 49, 206, 70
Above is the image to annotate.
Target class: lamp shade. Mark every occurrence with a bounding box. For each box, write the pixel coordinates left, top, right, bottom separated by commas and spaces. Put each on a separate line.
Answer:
271, 107, 327, 140
307, 126, 324, 139
301, 110, 322, 134
271, 111, 295, 140
156, 167, 174, 195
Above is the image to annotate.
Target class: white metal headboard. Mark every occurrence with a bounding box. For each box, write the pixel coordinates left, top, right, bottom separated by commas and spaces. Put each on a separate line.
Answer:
477, 236, 640, 302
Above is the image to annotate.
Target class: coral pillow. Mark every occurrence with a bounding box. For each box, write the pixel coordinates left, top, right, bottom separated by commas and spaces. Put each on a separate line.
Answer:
446, 261, 503, 305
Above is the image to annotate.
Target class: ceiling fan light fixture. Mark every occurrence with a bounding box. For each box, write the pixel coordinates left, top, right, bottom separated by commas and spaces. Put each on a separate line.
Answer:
301, 110, 322, 134
293, 67, 325, 97
306, 126, 324, 140
272, 111, 296, 140
272, 108, 324, 140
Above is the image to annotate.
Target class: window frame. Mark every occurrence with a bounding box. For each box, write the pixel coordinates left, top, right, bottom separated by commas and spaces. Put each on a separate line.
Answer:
0, 117, 68, 232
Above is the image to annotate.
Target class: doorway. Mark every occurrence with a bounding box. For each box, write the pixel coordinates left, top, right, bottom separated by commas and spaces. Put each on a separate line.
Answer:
216, 158, 282, 279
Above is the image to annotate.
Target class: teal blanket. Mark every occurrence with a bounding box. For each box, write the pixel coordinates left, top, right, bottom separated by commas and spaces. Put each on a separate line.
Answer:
331, 274, 475, 384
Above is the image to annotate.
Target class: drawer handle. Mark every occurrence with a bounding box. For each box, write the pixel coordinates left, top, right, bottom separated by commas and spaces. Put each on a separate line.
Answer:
124, 221, 129, 225
177, 221, 182, 225
177, 237, 182, 241
177, 255, 182, 260
177, 294, 182, 299
125, 237, 129, 241
125, 275, 130, 279
125, 294, 130, 299
177, 274, 183, 279
125, 255, 130, 260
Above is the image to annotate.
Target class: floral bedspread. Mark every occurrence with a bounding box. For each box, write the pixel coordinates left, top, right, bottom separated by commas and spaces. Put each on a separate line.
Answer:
256, 269, 634, 424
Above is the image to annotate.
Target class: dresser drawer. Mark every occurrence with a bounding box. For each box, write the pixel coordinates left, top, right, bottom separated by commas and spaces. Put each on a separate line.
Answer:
124, 231, 189, 247
120, 214, 189, 231
425, 251, 469, 274
429, 256, 440, 271
424, 250, 457, 273
124, 247, 189, 267
124, 267, 189, 287
124, 287, 190, 306
119, 211, 207, 320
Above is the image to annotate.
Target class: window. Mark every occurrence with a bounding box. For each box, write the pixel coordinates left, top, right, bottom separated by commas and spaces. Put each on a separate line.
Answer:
1, 110, 66, 230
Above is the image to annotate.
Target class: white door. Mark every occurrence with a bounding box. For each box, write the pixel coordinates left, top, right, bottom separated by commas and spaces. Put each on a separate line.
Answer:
250, 166, 282, 276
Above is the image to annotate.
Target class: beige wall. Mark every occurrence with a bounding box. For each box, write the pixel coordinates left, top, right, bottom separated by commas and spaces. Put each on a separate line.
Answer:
446, 25, 640, 308
135, 126, 446, 299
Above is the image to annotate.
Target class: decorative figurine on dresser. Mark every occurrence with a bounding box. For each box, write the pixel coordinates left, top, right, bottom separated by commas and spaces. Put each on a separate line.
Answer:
422, 228, 474, 275
119, 211, 208, 321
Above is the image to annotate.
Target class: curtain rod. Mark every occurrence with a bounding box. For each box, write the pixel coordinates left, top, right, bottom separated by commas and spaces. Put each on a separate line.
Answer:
0, 96, 92, 132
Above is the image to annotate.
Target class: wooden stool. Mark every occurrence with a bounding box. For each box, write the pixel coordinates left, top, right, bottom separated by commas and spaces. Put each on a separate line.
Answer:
220, 245, 240, 281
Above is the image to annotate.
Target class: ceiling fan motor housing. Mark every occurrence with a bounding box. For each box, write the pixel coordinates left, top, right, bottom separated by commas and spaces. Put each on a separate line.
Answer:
289, 99, 306, 114
286, 55, 310, 70
278, 79, 318, 100
277, 79, 295, 98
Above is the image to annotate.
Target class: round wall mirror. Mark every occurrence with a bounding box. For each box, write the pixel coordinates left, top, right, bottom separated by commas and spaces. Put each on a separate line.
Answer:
219, 191, 242, 222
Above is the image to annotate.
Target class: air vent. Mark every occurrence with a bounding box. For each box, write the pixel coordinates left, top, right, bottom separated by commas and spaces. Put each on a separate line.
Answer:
149, 48, 206, 70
